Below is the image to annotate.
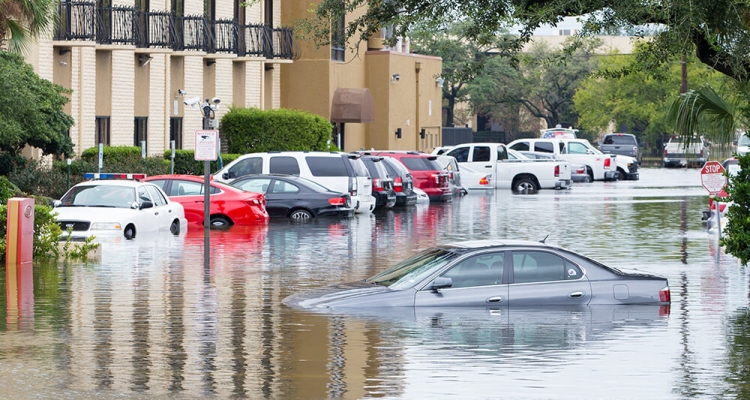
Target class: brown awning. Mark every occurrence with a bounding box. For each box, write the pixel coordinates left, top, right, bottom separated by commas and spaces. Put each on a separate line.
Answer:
330, 88, 375, 123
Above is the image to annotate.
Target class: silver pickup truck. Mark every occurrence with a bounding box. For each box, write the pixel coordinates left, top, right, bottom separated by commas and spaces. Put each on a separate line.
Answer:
663, 135, 709, 168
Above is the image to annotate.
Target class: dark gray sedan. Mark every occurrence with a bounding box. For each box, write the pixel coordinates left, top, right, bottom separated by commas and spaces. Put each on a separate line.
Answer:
283, 240, 671, 310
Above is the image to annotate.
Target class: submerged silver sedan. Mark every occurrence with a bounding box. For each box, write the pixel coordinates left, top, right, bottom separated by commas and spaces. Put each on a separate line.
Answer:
283, 240, 671, 310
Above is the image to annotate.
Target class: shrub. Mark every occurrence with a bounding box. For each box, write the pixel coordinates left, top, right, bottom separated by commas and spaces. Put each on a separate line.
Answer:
80, 145, 143, 164
8, 160, 72, 200
721, 152, 750, 265
221, 107, 332, 153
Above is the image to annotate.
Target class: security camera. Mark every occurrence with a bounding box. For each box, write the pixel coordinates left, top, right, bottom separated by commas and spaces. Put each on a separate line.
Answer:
395, 75, 400, 81
212, 97, 221, 105
177, 89, 187, 96
183, 96, 200, 107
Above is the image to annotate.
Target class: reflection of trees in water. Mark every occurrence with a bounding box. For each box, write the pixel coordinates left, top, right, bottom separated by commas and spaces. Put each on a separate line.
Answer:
725, 308, 750, 398
675, 272, 699, 397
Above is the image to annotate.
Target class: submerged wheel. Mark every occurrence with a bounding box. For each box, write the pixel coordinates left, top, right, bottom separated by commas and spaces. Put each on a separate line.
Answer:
124, 225, 135, 240
587, 167, 595, 182
210, 216, 231, 228
170, 220, 180, 235
289, 209, 313, 221
513, 178, 538, 193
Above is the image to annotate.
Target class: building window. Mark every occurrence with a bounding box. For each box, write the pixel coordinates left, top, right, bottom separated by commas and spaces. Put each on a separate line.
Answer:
331, 13, 345, 62
170, 117, 183, 149
559, 29, 571, 36
134, 117, 148, 147
95, 116, 111, 145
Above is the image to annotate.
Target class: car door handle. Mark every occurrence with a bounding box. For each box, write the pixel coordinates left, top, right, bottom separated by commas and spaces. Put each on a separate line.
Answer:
154, 212, 159, 215
487, 296, 504, 303
568, 291, 584, 298
485, 165, 492, 168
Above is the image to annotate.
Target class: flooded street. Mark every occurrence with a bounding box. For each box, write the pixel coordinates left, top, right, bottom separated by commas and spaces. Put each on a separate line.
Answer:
2, 167, 748, 399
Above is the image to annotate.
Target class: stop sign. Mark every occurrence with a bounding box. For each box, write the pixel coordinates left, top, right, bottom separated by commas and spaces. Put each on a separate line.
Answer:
701, 161, 727, 194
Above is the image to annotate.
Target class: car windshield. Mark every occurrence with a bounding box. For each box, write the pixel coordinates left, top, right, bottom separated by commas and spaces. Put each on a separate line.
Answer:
366, 248, 459, 290
59, 184, 136, 208
739, 134, 750, 146
604, 135, 636, 145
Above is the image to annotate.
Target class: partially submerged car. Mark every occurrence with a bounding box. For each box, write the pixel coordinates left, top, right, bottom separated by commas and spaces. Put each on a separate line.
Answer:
283, 240, 671, 311
54, 173, 186, 240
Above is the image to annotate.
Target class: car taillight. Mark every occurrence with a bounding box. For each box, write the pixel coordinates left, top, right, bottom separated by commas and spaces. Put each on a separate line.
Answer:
349, 177, 357, 196
575, 166, 586, 174
554, 164, 560, 177
604, 157, 611, 169
664, 149, 667, 157
700, 150, 704, 157
393, 176, 403, 192
245, 198, 261, 207
479, 176, 489, 186
449, 171, 454, 180
373, 178, 384, 191
659, 286, 671, 303
328, 197, 347, 206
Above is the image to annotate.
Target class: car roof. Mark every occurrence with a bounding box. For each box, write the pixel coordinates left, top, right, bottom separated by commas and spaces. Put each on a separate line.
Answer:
145, 174, 246, 192
441, 239, 561, 250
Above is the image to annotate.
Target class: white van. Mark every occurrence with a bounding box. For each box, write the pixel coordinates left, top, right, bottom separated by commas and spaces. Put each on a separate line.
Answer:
214, 151, 376, 213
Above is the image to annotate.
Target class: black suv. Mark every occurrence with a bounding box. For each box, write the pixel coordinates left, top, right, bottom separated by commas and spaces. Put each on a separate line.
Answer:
599, 133, 640, 164
361, 156, 397, 210
379, 156, 418, 207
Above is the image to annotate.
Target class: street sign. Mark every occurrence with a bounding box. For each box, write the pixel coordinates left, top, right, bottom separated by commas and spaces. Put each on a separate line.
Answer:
700, 161, 727, 194
194, 130, 218, 161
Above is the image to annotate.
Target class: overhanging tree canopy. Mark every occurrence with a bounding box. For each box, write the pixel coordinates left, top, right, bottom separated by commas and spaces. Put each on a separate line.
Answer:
307, 0, 750, 82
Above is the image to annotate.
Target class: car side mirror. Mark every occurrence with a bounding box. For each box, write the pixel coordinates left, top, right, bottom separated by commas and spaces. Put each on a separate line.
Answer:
428, 277, 453, 291
53, 200, 61, 208
222, 172, 230, 180
140, 201, 154, 210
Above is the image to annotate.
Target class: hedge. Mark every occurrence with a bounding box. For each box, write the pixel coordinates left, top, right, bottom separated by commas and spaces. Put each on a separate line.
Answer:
221, 107, 332, 153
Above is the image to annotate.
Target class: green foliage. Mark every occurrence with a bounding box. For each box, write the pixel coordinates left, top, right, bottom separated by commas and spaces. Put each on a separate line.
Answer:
0, 175, 23, 202
59, 228, 100, 261
307, 0, 750, 83
9, 159, 75, 199
0, 0, 56, 53
0, 201, 72, 262
78, 146, 169, 177
0, 51, 74, 175
221, 107, 332, 153
576, 45, 726, 151
469, 37, 601, 132
80, 145, 142, 164
721, 153, 750, 265
163, 150, 242, 175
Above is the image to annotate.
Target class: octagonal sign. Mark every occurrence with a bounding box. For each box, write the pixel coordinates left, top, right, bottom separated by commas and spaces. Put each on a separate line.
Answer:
700, 161, 727, 194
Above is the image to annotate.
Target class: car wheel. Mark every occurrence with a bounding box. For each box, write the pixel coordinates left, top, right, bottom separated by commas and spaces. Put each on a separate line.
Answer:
210, 216, 231, 228
582, 175, 592, 183
289, 209, 313, 221
513, 178, 538, 193
586, 167, 595, 182
170, 220, 180, 235
124, 225, 135, 240
616, 169, 625, 180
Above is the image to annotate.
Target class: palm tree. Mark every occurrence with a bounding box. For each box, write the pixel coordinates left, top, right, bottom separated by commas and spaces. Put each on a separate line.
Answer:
666, 84, 745, 147
0, 0, 56, 53
667, 84, 750, 265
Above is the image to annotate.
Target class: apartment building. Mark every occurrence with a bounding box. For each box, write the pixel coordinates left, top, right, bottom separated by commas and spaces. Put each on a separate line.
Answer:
281, 3, 443, 153
22, 0, 293, 158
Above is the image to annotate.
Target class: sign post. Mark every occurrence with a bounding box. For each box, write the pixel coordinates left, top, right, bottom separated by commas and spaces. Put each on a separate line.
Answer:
701, 161, 728, 238
195, 130, 218, 268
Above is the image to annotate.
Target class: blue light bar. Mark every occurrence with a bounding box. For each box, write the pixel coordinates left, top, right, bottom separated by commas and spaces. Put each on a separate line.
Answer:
83, 173, 147, 180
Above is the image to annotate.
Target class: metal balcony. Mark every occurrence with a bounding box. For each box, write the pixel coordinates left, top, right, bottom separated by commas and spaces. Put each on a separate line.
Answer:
54, 1, 96, 41
271, 27, 296, 59
207, 19, 237, 54
96, 6, 136, 45
174, 15, 207, 51
238, 24, 266, 57
136, 11, 175, 48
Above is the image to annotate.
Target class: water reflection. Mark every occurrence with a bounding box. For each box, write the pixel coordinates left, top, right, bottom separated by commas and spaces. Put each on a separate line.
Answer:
0, 168, 748, 398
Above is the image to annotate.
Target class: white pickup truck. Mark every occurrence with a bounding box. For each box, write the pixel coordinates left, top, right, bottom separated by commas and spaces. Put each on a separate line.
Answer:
444, 142, 572, 191
508, 138, 621, 181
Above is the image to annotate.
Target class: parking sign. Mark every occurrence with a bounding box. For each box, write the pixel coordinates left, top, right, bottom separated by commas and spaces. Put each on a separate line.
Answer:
194, 130, 218, 161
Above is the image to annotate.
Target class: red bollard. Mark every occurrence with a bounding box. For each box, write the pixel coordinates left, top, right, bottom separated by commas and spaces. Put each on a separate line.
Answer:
6, 197, 34, 265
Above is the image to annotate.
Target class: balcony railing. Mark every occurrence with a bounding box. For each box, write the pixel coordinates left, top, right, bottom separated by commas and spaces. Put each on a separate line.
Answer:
97, 6, 136, 45
54, 3, 297, 60
55, 1, 96, 41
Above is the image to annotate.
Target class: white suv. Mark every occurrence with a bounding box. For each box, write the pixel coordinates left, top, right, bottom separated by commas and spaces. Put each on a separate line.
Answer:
214, 151, 376, 213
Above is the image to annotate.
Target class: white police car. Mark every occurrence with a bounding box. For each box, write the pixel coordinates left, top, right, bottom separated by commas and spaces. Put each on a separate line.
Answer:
54, 173, 187, 240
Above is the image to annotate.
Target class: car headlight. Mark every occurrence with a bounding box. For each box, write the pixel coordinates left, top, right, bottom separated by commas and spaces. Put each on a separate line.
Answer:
90, 222, 122, 231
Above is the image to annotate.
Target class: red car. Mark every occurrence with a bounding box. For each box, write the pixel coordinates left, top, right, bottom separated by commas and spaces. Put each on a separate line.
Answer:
144, 175, 269, 228
362, 151, 452, 202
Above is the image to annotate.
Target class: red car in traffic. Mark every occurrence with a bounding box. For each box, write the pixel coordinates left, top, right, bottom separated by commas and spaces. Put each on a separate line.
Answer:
144, 175, 269, 227
363, 151, 452, 202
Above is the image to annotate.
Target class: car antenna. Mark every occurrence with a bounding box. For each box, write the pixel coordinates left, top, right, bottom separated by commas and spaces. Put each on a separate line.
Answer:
539, 235, 549, 244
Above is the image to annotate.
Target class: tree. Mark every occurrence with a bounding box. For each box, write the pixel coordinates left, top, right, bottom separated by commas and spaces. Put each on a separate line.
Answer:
667, 84, 750, 263
409, 21, 497, 127
306, 1, 750, 83
0, 0, 56, 52
575, 43, 725, 153
469, 37, 600, 132
0, 51, 75, 174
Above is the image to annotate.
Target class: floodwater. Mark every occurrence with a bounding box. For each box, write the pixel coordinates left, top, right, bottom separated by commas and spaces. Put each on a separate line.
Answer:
1, 168, 748, 399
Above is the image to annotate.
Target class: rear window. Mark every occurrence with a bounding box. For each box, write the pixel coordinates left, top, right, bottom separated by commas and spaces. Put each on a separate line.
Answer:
305, 156, 348, 177
400, 157, 440, 171
534, 142, 555, 153
362, 158, 386, 178
604, 135, 636, 145
347, 158, 370, 177
509, 141, 530, 152
382, 157, 409, 177
269, 156, 301, 175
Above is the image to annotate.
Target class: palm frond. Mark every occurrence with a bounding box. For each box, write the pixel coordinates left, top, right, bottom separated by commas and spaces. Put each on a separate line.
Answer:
667, 84, 740, 145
